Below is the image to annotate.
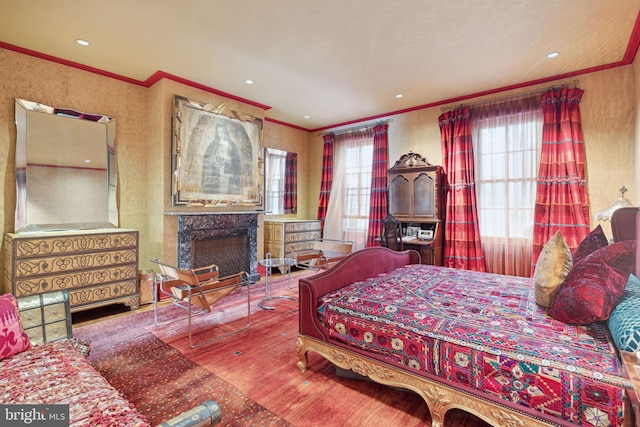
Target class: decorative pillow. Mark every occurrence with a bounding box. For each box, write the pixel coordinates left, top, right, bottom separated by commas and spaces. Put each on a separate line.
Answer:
533, 231, 572, 307
608, 274, 640, 352
572, 224, 608, 264
593, 239, 636, 277
0, 294, 31, 360
547, 253, 628, 325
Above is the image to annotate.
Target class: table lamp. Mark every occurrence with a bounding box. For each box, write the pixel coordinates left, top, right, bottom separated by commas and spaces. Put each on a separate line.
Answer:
594, 185, 632, 222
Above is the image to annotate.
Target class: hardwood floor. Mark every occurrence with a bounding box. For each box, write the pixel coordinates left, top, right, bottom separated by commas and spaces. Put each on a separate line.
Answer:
71, 301, 153, 326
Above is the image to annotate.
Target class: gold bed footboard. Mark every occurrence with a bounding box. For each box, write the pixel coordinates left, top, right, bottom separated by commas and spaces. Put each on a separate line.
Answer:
296, 335, 558, 427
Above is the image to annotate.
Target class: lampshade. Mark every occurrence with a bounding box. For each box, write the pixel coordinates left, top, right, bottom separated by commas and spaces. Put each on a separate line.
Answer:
594, 186, 632, 222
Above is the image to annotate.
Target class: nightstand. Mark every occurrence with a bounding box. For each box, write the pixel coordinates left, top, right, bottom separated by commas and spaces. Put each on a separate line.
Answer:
17, 290, 72, 345
620, 350, 640, 425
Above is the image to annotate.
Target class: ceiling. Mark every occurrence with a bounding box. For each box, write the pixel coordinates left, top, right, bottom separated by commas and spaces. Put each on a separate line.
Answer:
2, 0, 640, 131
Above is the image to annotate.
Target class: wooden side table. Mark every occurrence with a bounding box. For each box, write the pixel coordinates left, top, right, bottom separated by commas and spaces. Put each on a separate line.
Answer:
620, 350, 640, 426
138, 270, 156, 305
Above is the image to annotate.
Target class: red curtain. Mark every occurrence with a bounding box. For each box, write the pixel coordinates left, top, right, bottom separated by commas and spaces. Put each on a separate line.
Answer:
283, 152, 297, 214
317, 133, 334, 229
439, 107, 486, 271
532, 87, 590, 267
366, 124, 389, 247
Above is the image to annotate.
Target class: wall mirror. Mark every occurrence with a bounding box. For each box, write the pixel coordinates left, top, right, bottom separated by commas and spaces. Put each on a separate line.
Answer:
264, 148, 297, 215
14, 98, 118, 233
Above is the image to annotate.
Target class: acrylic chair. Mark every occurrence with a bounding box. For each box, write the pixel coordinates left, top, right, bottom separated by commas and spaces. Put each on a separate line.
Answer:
295, 238, 354, 271
151, 258, 250, 348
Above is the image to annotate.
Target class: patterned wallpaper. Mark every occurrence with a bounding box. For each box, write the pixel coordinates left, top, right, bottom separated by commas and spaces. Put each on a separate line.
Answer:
1, 46, 639, 280
0, 48, 313, 273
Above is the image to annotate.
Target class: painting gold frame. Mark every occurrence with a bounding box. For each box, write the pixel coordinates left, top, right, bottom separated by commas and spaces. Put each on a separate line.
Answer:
171, 95, 264, 209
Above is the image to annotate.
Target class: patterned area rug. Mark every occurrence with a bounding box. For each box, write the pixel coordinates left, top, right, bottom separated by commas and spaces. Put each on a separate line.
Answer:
74, 287, 292, 426
74, 271, 491, 426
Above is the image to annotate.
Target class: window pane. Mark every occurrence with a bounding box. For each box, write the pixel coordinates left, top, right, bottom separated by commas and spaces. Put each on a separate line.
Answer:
473, 105, 541, 240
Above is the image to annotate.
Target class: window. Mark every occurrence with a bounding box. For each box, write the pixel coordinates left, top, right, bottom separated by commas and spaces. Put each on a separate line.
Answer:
324, 130, 374, 250
265, 149, 286, 214
342, 144, 373, 234
472, 98, 542, 276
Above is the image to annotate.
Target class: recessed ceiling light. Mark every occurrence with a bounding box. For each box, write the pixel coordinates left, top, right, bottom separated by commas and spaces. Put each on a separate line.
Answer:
304, 115, 311, 119
245, 79, 254, 84
84, 159, 91, 163
395, 94, 403, 98
75, 39, 90, 46
546, 52, 559, 58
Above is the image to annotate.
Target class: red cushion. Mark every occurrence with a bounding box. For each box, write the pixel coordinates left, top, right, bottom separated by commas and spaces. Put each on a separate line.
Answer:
548, 260, 625, 324
0, 294, 31, 360
572, 224, 608, 264
548, 241, 635, 325
600, 240, 636, 277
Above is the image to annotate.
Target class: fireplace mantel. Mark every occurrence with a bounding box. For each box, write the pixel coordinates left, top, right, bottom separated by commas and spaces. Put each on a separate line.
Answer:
174, 213, 259, 282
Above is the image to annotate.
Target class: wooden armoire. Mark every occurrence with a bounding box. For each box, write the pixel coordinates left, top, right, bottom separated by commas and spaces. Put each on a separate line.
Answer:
387, 152, 445, 265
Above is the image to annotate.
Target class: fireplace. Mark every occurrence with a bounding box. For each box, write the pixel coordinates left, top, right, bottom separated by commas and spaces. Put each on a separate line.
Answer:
176, 213, 259, 282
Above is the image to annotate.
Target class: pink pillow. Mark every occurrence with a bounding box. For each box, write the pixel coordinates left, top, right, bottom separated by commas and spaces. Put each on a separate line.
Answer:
548, 241, 635, 325
0, 294, 31, 360
572, 224, 608, 264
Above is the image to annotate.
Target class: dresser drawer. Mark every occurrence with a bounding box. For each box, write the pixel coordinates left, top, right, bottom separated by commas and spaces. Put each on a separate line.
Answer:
12, 249, 138, 278
284, 221, 321, 233
284, 230, 321, 243
12, 231, 138, 258
14, 264, 138, 296
26, 320, 69, 344
68, 279, 138, 308
284, 241, 316, 256
271, 223, 285, 242
264, 222, 273, 241
17, 290, 72, 345
20, 302, 66, 328
269, 246, 283, 258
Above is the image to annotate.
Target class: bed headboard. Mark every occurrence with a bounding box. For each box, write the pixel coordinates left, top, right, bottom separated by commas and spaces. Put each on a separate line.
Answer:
298, 247, 421, 341
609, 207, 639, 277
611, 207, 640, 242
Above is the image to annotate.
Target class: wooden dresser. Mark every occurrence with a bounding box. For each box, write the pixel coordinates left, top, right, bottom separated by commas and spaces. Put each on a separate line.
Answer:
264, 219, 321, 259
3, 229, 139, 312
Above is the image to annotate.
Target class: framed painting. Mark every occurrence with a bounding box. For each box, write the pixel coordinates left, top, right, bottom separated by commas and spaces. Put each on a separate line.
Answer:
171, 96, 264, 209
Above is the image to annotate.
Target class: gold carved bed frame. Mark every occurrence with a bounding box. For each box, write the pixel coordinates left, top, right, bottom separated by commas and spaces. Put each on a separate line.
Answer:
297, 335, 573, 427
296, 246, 636, 427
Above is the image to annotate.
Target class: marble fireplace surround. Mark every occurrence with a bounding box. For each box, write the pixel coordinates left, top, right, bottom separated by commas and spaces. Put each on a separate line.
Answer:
175, 213, 259, 282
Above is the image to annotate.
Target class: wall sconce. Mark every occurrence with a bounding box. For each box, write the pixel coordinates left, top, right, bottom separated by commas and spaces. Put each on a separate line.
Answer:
594, 186, 632, 222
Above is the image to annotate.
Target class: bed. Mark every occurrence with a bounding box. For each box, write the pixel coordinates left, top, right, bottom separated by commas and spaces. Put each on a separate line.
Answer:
297, 217, 640, 426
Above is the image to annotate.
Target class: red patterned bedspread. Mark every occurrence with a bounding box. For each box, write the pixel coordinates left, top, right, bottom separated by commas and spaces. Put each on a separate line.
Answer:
0, 340, 149, 427
318, 264, 625, 427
